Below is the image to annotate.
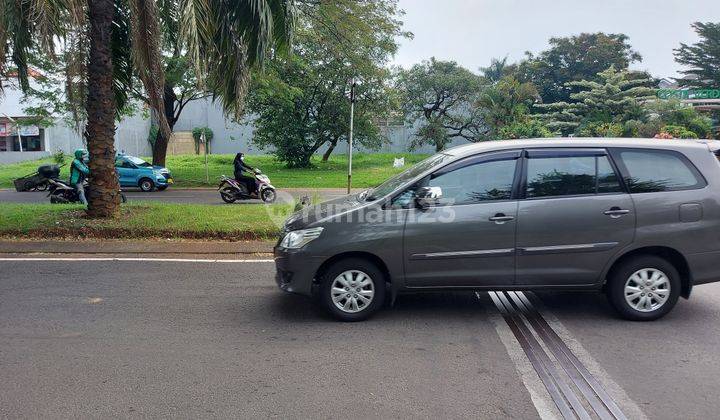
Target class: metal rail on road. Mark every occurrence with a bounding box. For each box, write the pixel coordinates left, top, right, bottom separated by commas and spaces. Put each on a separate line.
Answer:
487, 291, 628, 420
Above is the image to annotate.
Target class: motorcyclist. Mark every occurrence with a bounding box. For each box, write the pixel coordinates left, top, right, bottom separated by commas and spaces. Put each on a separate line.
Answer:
69, 149, 90, 205
233, 152, 257, 195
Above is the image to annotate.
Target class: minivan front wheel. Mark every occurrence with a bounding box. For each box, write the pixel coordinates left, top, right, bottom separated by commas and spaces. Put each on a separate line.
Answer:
607, 255, 680, 321
320, 258, 386, 321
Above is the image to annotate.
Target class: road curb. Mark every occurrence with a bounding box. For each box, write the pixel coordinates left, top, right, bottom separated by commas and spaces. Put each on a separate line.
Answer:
0, 240, 275, 255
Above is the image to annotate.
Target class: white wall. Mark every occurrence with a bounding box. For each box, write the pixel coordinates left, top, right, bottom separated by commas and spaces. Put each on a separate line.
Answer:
1, 81, 152, 163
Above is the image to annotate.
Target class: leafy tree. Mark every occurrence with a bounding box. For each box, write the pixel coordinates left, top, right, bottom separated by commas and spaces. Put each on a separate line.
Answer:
675, 22, 720, 89
536, 66, 656, 135
476, 76, 544, 139
248, 0, 407, 167
518, 33, 644, 103
480, 57, 518, 83
397, 58, 485, 151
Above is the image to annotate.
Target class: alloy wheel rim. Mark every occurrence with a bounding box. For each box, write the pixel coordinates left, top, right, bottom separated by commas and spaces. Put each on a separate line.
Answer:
263, 190, 276, 202
624, 268, 671, 312
142, 181, 152, 190
331, 270, 374, 313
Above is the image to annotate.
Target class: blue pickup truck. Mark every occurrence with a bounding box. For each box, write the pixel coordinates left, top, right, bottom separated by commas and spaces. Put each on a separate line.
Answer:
114, 154, 173, 192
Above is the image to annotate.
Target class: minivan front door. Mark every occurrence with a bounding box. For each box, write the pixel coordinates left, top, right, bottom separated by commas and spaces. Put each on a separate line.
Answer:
402, 151, 520, 288
515, 149, 635, 286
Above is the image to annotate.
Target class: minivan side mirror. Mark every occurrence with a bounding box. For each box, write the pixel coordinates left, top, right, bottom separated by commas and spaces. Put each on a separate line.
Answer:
415, 186, 442, 209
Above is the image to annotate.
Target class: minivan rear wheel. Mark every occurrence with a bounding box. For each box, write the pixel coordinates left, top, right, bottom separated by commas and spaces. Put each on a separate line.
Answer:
607, 255, 680, 321
320, 258, 386, 321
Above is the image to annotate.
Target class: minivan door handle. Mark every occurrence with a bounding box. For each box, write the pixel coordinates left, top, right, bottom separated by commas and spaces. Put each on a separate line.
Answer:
489, 213, 515, 224
604, 207, 630, 218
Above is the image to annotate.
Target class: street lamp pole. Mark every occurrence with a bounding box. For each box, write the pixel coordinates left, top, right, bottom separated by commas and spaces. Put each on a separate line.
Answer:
347, 78, 356, 195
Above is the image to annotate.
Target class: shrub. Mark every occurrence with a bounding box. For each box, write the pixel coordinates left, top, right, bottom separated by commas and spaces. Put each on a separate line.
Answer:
498, 119, 552, 139
576, 122, 624, 137
660, 125, 698, 139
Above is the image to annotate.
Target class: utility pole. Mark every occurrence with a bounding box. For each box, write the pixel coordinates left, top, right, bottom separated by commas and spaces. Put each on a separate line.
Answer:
204, 101, 210, 184
347, 78, 357, 194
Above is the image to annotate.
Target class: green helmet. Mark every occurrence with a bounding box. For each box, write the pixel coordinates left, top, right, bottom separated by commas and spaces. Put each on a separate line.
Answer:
74, 149, 87, 159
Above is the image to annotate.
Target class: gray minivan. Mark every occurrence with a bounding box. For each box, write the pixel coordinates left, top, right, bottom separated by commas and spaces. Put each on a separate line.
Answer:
274, 138, 720, 321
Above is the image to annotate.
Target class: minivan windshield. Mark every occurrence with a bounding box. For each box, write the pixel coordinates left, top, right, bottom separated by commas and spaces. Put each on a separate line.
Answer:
366, 153, 453, 201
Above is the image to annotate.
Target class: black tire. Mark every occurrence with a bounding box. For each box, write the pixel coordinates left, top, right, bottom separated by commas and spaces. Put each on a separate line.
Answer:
23, 180, 34, 191
261, 188, 276, 203
319, 258, 386, 321
49, 190, 66, 204
220, 187, 237, 203
607, 255, 681, 321
139, 178, 155, 192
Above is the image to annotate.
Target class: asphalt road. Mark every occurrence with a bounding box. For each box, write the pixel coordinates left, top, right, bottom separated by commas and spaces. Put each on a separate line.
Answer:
0, 188, 354, 205
1, 259, 719, 418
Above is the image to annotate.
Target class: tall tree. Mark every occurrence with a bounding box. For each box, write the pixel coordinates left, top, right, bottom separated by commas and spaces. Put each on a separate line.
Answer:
479, 57, 517, 84
476, 75, 541, 138
535, 66, 655, 135
248, 0, 407, 167
675, 22, 720, 89
518, 33, 643, 104
397, 58, 485, 151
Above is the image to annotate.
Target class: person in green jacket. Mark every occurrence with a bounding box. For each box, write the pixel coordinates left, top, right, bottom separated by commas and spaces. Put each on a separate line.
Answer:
69, 149, 90, 205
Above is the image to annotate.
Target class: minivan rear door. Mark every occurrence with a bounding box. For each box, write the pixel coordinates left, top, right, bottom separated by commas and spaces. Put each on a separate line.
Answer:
515, 148, 635, 286
402, 151, 521, 288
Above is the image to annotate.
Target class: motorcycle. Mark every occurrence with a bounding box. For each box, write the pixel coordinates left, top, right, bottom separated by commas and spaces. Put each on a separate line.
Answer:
218, 169, 277, 203
47, 178, 127, 204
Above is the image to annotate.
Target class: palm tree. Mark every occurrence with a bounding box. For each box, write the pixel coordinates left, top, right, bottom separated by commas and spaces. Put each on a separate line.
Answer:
1, 0, 294, 217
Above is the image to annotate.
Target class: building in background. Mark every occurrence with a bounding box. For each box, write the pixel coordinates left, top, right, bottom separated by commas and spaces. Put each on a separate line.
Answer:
0, 78, 151, 164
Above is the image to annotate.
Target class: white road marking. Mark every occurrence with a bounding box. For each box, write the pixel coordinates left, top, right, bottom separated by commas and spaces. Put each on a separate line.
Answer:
0, 257, 274, 263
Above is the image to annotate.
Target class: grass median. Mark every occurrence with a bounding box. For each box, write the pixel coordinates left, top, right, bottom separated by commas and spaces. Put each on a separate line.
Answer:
0, 202, 293, 241
0, 153, 429, 189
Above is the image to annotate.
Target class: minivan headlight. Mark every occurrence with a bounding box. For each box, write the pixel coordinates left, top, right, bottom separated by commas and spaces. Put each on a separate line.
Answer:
280, 227, 324, 249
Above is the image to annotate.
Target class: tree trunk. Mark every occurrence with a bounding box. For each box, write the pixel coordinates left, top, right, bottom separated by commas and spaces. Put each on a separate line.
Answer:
322, 139, 338, 161
84, 0, 120, 218
151, 84, 177, 166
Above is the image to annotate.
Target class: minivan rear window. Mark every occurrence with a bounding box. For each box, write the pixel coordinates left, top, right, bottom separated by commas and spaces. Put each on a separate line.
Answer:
614, 149, 706, 193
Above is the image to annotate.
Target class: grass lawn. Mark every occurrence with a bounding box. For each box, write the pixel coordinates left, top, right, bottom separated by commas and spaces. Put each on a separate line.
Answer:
0, 153, 430, 189
0, 202, 293, 240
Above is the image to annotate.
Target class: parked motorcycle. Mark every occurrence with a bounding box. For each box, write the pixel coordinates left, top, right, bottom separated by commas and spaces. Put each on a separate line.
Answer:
47, 178, 127, 204
218, 169, 277, 203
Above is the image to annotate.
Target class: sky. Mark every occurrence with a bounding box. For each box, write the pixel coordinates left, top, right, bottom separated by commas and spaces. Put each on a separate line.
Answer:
393, 0, 720, 79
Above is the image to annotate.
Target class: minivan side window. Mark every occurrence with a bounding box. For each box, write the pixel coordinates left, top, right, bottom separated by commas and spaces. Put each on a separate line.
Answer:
427, 158, 517, 205
613, 149, 706, 193
525, 154, 623, 198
